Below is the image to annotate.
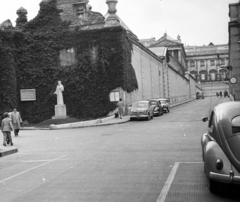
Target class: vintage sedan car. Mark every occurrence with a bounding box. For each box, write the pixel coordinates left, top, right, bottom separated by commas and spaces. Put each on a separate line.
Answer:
196, 91, 204, 99
149, 99, 163, 116
130, 101, 154, 121
201, 101, 240, 193
156, 98, 170, 113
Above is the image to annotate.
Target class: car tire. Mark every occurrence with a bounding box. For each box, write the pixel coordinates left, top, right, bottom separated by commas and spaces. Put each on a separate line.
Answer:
151, 115, 153, 119
167, 108, 170, 113
130, 118, 133, 121
209, 179, 219, 193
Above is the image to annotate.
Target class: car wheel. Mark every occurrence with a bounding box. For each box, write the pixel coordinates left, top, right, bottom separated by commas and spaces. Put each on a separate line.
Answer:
167, 108, 170, 113
130, 118, 133, 121
151, 114, 153, 119
209, 179, 219, 193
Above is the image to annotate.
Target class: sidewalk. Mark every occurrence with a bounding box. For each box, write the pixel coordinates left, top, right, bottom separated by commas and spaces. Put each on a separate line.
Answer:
21, 97, 196, 131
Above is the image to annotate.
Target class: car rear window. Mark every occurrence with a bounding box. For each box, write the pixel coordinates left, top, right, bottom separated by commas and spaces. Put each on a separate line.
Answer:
232, 116, 240, 135
150, 101, 157, 105
133, 102, 148, 108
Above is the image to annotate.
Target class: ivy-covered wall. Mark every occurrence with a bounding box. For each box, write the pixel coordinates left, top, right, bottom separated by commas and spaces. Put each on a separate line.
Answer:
0, 0, 138, 123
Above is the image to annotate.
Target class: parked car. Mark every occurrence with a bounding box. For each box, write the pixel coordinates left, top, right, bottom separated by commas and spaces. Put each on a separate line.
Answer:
156, 98, 170, 113
201, 101, 240, 193
130, 101, 154, 121
149, 99, 163, 116
196, 91, 204, 99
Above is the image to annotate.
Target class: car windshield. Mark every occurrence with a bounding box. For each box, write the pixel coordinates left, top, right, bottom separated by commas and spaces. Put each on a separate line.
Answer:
161, 100, 167, 104
150, 101, 157, 106
133, 102, 148, 108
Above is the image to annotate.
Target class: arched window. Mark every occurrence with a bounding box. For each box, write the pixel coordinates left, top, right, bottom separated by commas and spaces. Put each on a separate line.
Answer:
199, 70, 207, 81
209, 70, 217, 81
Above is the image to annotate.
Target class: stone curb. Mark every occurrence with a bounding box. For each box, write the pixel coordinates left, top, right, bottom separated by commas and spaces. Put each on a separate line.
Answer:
49, 115, 116, 130
0, 147, 18, 157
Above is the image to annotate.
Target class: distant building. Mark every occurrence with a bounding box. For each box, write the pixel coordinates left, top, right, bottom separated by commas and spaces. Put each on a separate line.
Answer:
140, 33, 187, 76
140, 34, 230, 96
185, 44, 229, 82
229, 2, 240, 100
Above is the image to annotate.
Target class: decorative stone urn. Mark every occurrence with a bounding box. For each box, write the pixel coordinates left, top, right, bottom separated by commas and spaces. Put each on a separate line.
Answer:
106, 0, 118, 14
105, 0, 120, 27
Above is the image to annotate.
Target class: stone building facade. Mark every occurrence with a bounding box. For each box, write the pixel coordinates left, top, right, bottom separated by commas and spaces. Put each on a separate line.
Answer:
55, 0, 201, 104
185, 44, 229, 82
229, 2, 240, 101
140, 34, 230, 96
0, 0, 201, 114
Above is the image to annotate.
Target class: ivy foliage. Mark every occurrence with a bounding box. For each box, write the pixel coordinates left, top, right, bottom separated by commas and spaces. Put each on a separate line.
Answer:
0, 0, 138, 123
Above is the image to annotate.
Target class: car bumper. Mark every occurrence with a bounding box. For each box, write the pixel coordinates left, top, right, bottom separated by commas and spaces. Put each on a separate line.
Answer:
210, 172, 240, 184
153, 111, 159, 114
130, 114, 148, 118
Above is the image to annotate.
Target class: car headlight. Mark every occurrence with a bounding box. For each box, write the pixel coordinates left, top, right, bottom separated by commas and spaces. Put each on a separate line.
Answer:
216, 159, 223, 170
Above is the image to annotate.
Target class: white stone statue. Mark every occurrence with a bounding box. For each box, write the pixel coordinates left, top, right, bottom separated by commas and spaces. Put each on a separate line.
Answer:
54, 81, 64, 105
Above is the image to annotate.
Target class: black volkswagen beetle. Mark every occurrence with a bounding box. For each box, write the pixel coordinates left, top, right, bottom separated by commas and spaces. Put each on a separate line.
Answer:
201, 101, 240, 193
149, 99, 163, 116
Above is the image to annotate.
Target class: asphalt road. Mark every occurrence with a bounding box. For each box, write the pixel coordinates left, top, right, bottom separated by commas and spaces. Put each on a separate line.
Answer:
0, 97, 239, 202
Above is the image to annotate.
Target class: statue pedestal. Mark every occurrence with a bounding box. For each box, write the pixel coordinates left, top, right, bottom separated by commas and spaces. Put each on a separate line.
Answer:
52, 104, 68, 119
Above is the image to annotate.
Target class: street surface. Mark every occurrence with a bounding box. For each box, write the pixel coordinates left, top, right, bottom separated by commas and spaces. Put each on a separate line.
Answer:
0, 97, 239, 202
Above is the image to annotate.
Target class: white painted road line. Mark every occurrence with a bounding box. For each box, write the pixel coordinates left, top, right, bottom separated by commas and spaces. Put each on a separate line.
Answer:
156, 162, 180, 202
0, 155, 66, 184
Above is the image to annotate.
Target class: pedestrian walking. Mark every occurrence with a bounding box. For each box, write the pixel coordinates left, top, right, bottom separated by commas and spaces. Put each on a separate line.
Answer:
117, 98, 124, 119
1, 112, 14, 146
10, 107, 22, 137
219, 91, 222, 97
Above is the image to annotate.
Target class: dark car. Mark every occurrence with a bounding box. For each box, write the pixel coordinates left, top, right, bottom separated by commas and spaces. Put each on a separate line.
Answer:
156, 98, 170, 113
196, 92, 204, 99
201, 102, 240, 193
149, 100, 163, 116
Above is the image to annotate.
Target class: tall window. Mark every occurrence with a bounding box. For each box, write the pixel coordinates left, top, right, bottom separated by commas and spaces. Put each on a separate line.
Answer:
201, 74, 206, 80
200, 60, 205, 67
190, 60, 195, 67
210, 59, 215, 66
59, 48, 76, 66
210, 73, 216, 80
110, 91, 119, 102
220, 59, 225, 65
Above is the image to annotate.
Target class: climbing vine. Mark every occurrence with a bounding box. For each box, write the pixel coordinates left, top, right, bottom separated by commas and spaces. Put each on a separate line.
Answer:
0, 0, 138, 123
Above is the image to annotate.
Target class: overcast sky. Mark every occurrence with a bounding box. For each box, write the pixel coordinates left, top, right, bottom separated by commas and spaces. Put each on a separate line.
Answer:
0, 0, 238, 46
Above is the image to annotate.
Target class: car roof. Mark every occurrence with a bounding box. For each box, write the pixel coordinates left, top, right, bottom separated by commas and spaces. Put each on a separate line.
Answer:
134, 101, 149, 103
153, 98, 168, 101
215, 101, 240, 120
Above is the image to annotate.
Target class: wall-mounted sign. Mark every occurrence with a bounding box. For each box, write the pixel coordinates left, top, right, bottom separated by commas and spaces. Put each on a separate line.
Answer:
20, 89, 36, 101
230, 77, 238, 84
